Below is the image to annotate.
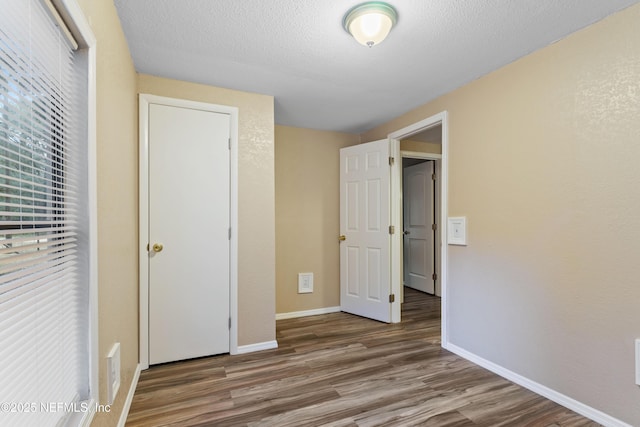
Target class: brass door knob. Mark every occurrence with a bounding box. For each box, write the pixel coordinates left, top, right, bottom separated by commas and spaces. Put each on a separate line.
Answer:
152, 243, 164, 253
339, 235, 346, 241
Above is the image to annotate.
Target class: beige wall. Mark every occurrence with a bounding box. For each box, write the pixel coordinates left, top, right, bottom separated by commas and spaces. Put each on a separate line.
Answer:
400, 139, 441, 154
138, 75, 276, 347
275, 126, 360, 314
363, 4, 640, 425
75, 1, 139, 426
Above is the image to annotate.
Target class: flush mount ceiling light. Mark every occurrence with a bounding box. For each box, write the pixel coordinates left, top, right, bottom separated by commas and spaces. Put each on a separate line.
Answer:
343, 2, 398, 47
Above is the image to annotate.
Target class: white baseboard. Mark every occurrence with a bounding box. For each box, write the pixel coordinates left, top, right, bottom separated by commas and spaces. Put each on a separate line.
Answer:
237, 340, 279, 354
117, 363, 142, 427
276, 306, 341, 320
445, 343, 632, 427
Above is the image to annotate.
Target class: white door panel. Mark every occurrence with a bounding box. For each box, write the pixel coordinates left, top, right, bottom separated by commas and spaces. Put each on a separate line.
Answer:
340, 140, 391, 322
148, 103, 230, 364
403, 161, 435, 294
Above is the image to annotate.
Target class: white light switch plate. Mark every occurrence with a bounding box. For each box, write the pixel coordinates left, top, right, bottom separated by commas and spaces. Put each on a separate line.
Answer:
447, 217, 467, 245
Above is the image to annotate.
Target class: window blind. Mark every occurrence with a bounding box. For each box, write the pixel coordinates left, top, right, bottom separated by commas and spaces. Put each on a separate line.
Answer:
0, 1, 89, 426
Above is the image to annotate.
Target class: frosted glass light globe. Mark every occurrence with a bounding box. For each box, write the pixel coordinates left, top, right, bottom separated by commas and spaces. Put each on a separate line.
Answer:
343, 2, 398, 47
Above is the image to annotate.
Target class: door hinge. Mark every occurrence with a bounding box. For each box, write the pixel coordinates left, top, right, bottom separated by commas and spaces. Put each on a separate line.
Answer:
389, 225, 395, 235
432, 273, 438, 281
389, 294, 395, 303
228, 138, 231, 150
228, 227, 231, 240
432, 223, 437, 231
432, 173, 437, 181
228, 317, 231, 329
389, 156, 395, 166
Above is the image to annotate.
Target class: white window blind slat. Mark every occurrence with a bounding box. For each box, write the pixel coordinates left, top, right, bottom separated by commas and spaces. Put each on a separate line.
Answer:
0, 279, 78, 377
0, 133, 82, 175
0, 243, 77, 269
0, 199, 78, 214
1, 225, 76, 237
0, 194, 78, 212
0, 259, 77, 303
0, 230, 76, 248
0, 173, 80, 198
0, 266, 75, 308
0, 170, 78, 195
0, 210, 79, 219
0, 274, 81, 387
0, 0, 90, 425
0, 242, 77, 266
0, 105, 83, 160
0, 178, 75, 201
0, 222, 78, 229
0, 245, 77, 276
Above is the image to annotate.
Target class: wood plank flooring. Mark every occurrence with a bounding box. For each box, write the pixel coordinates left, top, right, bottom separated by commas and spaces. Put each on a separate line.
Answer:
126, 288, 600, 426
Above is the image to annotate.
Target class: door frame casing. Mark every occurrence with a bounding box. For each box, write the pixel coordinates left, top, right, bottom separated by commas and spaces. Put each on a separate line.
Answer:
389, 111, 449, 346
138, 94, 239, 369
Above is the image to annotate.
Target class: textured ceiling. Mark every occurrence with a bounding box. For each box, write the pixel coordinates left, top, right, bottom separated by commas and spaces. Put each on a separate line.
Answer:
114, 0, 639, 134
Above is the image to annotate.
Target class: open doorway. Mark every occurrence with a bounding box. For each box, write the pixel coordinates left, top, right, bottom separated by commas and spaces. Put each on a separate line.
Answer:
399, 126, 442, 304
389, 112, 449, 345
402, 157, 438, 296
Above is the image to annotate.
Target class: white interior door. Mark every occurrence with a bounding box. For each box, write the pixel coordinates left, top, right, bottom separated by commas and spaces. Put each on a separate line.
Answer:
339, 140, 391, 323
148, 103, 230, 365
403, 161, 435, 294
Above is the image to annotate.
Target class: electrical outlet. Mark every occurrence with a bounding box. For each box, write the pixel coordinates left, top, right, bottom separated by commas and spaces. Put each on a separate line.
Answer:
107, 343, 121, 405
298, 273, 313, 293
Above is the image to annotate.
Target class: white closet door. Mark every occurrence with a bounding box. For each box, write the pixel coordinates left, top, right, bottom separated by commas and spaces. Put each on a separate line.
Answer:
148, 103, 230, 364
